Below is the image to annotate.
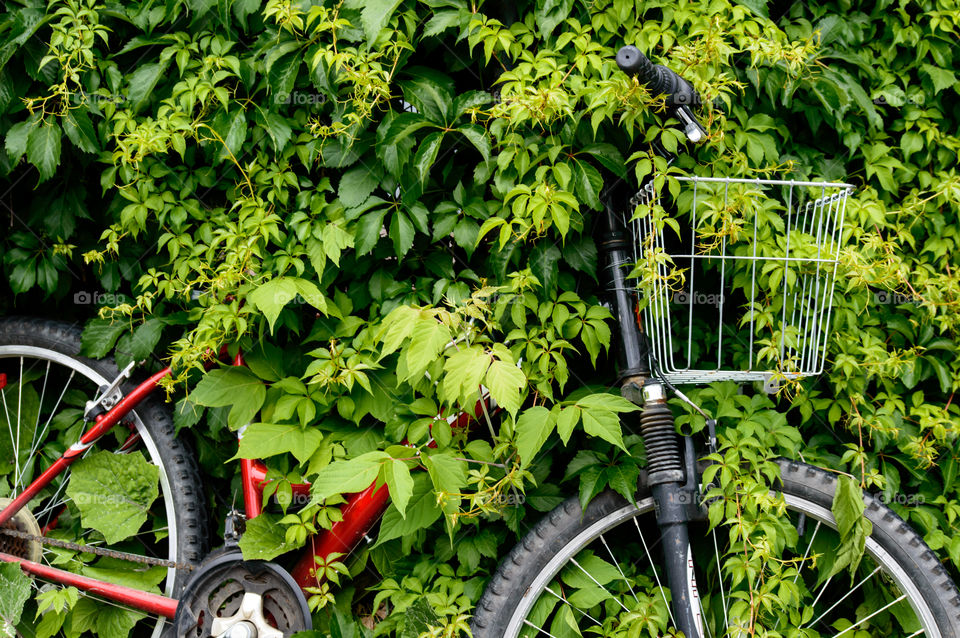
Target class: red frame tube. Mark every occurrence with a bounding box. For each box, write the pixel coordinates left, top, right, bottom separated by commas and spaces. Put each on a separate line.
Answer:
240, 459, 311, 519
0, 552, 179, 617
290, 482, 390, 588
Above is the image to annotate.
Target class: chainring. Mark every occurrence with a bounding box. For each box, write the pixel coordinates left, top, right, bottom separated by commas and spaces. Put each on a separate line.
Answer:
0, 497, 42, 562
172, 549, 312, 638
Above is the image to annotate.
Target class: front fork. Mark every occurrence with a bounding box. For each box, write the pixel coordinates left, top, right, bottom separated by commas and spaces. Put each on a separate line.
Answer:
623, 378, 704, 638
601, 200, 704, 636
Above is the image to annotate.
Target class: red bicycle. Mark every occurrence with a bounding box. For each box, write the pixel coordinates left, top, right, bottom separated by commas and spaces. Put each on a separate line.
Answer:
0, 316, 477, 636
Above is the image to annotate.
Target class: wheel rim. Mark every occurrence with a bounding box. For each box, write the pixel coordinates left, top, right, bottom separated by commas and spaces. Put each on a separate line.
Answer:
503, 494, 942, 638
0, 345, 179, 636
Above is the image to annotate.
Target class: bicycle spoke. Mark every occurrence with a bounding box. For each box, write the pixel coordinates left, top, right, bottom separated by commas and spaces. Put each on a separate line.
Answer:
807, 565, 882, 628
18, 369, 75, 494
23, 360, 52, 489
15, 357, 22, 489
543, 585, 601, 626
569, 556, 630, 613
599, 532, 641, 606
794, 519, 821, 583
830, 594, 907, 638
711, 527, 728, 631
522, 619, 560, 638
633, 517, 677, 628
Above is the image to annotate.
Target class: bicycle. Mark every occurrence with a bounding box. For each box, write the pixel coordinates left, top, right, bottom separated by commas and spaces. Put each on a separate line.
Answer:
0, 44, 958, 638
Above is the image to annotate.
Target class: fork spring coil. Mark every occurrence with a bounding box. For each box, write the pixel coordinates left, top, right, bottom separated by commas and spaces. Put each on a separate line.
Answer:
640, 402, 683, 477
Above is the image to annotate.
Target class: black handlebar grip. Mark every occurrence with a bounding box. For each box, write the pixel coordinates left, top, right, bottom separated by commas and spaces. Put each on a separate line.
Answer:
616, 46, 663, 91
616, 45, 700, 108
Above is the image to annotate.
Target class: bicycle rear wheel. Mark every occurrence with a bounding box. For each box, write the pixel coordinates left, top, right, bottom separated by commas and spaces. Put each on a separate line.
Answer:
0, 317, 207, 637
473, 459, 960, 638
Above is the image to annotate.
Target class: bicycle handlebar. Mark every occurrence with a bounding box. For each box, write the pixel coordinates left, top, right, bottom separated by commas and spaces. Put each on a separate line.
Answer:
616, 45, 706, 143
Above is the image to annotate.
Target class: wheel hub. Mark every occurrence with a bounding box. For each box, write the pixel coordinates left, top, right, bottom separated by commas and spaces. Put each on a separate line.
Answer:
0, 497, 42, 562
174, 549, 312, 638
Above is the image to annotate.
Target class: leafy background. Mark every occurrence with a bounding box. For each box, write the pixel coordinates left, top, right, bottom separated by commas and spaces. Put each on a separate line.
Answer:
0, 0, 959, 635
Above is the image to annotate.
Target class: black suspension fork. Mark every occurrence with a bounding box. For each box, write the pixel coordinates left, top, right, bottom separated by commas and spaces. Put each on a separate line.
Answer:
598, 202, 703, 638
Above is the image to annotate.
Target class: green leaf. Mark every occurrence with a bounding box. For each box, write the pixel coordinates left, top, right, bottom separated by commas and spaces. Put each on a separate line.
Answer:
401, 317, 452, 381
81, 557, 166, 592
260, 110, 293, 151
560, 551, 622, 588
65, 451, 160, 544
485, 359, 525, 417
247, 278, 296, 331
563, 236, 598, 278
248, 277, 326, 332
62, 109, 99, 154
556, 406, 580, 444
580, 143, 626, 178
238, 513, 301, 560
26, 121, 61, 183
423, 9, 460, 37
458, 124, 490, 162
191, 367, 266, 430
310, 451, 390, 501
921, 64, 957, 94
382, 457, 414, 517
390, 211, 415, 258
414, 131, 444, 184
400, 70, 454, 124
534, 0, 574, 37
829, 475, 873, 580
0, 562, 30, 630
115, 319, 164, 369
67, 597, 145, 638
382, 112, 434, 146
233, 0, 262, 27
339, 165, 378, 208
361, 0, 403, 44
80, 318, 127, 358
4, 120, 31, 163
234, 422, 324, 465
422, 451, 468, 511
127, 62, 169, 112
293, 278, 329, 315
575, 393, 640, 413
440, 346, 490, 407
573, 394, 635, 450
400, 597, 441, 638
354, 207, 389, 256
376, 473, 442, 545
735, 0, 769, 17
530, 243, 561, 293
515, 406, 556, 467
268, 52, 300, 99
571, 161, 603, 210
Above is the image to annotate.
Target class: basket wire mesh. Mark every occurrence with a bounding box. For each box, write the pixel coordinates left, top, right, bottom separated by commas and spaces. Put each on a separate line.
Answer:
630, 176, 853, 385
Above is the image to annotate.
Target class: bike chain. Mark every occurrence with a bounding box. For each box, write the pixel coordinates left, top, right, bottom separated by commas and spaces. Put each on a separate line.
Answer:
0, 527, 194, 571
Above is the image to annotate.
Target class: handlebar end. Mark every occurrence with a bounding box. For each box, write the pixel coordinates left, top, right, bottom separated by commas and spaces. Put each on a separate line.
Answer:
616, 45, 644, 75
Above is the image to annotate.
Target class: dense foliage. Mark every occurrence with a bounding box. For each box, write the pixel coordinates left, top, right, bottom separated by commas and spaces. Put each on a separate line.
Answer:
1, 0, 959, 635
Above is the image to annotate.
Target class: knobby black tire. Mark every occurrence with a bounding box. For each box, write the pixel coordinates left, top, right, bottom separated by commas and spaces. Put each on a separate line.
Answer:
0, 317, 208, 595
472, 459, 960, 638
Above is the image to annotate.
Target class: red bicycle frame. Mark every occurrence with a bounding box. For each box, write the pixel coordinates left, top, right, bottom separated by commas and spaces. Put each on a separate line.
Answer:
0, 354, 486, 619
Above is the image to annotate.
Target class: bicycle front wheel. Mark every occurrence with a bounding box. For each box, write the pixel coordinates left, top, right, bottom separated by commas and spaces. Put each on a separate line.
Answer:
0, 317, 207, 637
473, 459, 960, 638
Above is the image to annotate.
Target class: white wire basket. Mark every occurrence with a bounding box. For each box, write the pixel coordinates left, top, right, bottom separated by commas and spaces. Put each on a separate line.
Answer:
630, 175, 853, 386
